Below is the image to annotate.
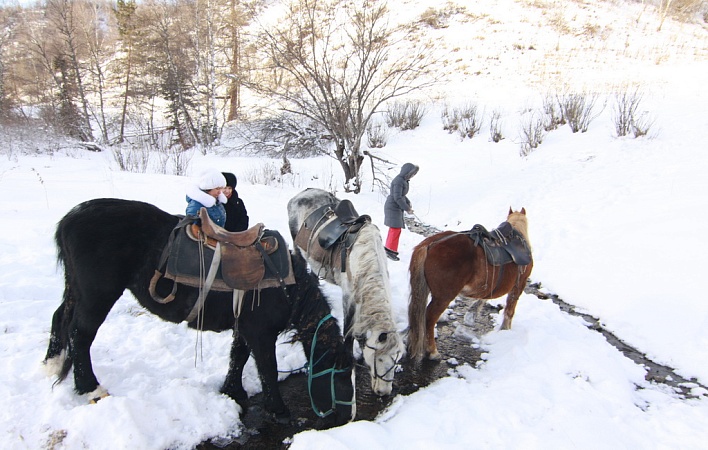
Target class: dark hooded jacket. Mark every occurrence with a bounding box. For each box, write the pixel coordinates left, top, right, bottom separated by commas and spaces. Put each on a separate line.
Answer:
384, 163, 419, 229
222, 172, 249, 232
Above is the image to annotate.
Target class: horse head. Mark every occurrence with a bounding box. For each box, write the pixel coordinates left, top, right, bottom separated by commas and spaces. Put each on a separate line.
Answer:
362, 327, 405, 396
307, 317, 356, 427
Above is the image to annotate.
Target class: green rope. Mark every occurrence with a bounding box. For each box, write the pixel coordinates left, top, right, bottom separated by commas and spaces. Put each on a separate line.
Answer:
307, 313, 354, 418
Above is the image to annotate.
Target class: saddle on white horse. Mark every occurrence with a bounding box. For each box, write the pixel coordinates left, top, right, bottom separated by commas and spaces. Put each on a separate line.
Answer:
294, 200, 371, 273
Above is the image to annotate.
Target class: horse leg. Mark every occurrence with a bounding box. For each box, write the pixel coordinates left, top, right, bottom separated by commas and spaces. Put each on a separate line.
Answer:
248, 334, 290, 423
500, 278, 525, 330
69, 289, 120, 402
424, 295, 454, 360
220, 334, 250, 407
44, 300, 70, 376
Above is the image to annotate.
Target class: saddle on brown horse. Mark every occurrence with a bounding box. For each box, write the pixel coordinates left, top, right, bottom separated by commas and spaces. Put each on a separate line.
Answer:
294, 200, 371, 273
464, 221, 532, 266
149, 208, 295, 310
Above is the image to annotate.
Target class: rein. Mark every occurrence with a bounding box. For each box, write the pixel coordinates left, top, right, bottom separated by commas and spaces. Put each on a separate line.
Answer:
307, 313, 354, 418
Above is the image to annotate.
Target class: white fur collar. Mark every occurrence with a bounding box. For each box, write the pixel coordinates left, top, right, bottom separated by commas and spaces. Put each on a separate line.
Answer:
186, 184, 226, 207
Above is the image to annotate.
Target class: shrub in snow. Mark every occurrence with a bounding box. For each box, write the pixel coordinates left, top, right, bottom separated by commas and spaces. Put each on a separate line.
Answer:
489, 109, 504, 143
612, 87, 655, 138
558, 91, 604, 133
385, 101, 426, 131
366, 119, 388, 148
542, 91, 565, 131
519, 111, 546, 157
441, 103, 483, 140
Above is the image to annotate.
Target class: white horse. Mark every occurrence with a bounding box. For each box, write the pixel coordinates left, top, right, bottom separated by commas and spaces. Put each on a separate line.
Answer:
287, 188, 405, 396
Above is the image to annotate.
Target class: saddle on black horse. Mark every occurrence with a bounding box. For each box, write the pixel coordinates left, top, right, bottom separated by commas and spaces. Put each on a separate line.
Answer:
464, 221, 532, 266
294, 199, 371, 273
149, 208, 295, 312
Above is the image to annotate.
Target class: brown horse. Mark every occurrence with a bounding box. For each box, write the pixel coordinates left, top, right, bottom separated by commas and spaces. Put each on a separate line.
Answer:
407, 208, 532, 361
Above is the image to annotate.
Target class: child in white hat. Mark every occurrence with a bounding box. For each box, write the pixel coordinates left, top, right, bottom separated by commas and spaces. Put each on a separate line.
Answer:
185, 169, 228, 226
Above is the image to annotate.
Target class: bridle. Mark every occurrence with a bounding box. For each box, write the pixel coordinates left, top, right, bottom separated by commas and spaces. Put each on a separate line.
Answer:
364, 339, 401, 384
307, 314, 354, 418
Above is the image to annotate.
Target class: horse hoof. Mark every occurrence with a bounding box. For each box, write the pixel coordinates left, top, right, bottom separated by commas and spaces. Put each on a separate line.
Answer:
221, 386, 248, 406
87, 386, 110, 404
427, 351, 442, 361
42, 351, 66, 377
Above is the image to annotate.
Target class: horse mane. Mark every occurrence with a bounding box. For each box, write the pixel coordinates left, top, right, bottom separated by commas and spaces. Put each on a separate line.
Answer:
287, 252, 343, 351
508, 209, 531, 248
347, 224, 398, 352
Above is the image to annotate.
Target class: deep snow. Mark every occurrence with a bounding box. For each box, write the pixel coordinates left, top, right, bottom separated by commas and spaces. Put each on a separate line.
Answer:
2, 0, 708, 448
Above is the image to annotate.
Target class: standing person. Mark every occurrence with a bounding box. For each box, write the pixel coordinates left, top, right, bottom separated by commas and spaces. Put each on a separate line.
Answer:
185, 169, 228, 227
383, 162, 419, 261
221, 172, 250, 232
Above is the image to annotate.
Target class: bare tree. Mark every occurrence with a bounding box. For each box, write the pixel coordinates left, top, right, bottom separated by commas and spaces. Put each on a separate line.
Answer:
0, 6, 18, 119
16, 11, 62, 121
227, 0, 247, 122
46, 0, 93, 140
251, 0, 439, 193
142, 0, 200, 150
80, 0, 116, 143
113, 0, 138, 143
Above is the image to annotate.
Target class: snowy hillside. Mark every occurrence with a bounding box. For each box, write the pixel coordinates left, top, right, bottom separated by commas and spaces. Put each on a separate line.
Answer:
1, 1, 708, 449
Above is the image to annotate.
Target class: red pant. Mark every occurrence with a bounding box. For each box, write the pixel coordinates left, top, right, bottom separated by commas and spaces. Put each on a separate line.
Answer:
385, 227, 402, 252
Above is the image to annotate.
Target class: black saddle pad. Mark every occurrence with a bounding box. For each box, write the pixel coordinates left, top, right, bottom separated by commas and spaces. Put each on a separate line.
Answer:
261, 229, 292, 281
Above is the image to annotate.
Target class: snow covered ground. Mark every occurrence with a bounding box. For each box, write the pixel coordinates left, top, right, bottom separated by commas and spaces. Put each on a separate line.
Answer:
2, 0, 708, 448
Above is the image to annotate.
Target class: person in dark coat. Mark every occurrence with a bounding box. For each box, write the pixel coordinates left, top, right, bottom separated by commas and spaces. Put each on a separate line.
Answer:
383, 162, 419, 261
221, 172, 249, 232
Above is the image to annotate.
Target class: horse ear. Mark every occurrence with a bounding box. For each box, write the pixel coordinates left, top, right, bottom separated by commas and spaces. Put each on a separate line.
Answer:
521, 207, 526, 215
509, 207, 513, 215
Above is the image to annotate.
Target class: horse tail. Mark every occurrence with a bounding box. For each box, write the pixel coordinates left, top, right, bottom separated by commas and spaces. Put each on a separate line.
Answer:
54, 285, 75, 385
49, 218, 77, 384
407, 243, 430, 362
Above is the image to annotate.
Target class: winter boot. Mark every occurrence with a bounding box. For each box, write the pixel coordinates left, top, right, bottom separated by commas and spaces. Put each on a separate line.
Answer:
385, 248, 400, 261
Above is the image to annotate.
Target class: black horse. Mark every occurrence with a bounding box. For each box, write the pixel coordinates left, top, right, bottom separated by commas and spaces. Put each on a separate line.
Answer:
43, 198, 355, 427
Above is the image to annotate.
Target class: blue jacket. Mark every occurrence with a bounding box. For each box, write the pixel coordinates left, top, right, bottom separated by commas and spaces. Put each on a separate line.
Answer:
186, 196, 227, 227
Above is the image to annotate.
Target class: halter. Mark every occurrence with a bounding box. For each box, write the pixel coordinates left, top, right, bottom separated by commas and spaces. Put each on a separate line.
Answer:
307, 314, 354, 418
365, 340, 401, 383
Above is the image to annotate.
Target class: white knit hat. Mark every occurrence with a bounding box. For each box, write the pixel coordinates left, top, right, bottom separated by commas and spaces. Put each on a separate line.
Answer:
197, 169, 226, 190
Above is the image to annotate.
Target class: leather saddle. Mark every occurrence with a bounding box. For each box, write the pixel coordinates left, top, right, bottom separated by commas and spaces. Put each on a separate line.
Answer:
465, 221, 532, 266
294, 200, 371, 272
318, 200, 371, 249
150, 209, 295, 304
